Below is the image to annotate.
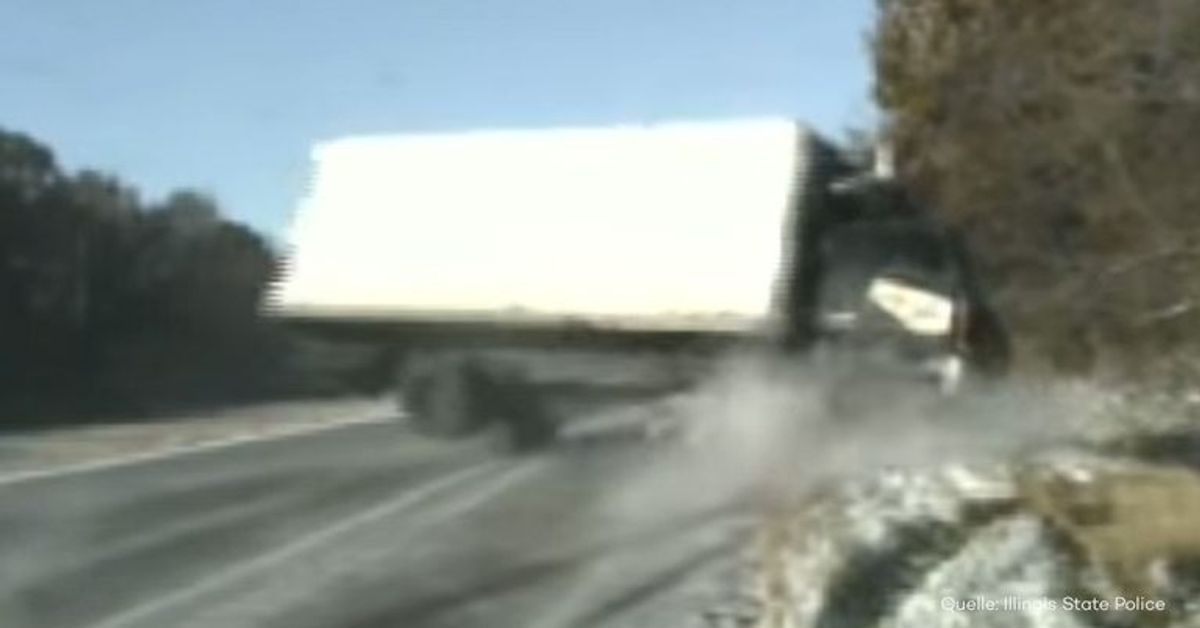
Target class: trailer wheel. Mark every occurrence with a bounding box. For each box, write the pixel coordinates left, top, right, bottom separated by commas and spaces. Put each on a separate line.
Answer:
499, 397, 557, 452
482, 373, 558, 453
402, 357, 480, 436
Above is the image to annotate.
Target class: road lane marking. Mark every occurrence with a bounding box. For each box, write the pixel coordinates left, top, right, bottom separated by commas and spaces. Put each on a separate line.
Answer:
87, 458, 543, 628
407, 458, 547, 527
0, 413, 394, 488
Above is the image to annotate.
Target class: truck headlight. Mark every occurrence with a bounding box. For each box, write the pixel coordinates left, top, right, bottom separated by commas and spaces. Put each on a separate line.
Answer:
867, 277, 954, 336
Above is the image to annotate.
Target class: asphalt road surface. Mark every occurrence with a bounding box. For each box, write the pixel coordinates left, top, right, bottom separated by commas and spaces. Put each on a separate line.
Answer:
0, 418, 751, 628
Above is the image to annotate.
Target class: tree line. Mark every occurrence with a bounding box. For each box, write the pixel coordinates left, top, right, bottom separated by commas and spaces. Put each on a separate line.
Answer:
873, 0, 1200, 386
0, 129, 377, 424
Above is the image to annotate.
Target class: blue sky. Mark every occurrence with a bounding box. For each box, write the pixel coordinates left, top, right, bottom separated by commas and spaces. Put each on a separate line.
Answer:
1, 0, 877, 239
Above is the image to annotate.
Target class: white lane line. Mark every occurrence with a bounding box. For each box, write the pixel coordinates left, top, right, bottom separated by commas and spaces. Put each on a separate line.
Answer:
0, 413, 393, 488
173, 458, 551, 628
407, 457, 547, 528
88, 459, 513, 628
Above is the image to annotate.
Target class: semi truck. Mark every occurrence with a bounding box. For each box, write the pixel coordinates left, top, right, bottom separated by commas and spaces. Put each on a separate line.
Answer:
268, 119, 1007, 450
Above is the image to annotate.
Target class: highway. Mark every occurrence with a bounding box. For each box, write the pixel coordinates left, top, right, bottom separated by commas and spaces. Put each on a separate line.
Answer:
0, 416, 751, 628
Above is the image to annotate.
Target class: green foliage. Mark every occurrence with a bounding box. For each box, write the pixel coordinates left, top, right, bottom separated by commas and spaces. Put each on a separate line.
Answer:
873, 0, 1200, 382
0, 128, 369, 423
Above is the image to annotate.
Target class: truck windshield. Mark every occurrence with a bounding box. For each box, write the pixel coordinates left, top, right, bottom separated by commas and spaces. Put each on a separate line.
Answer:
816, 221, 958, 312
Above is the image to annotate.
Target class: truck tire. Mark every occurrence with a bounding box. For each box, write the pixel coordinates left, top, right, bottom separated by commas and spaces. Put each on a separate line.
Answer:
499, 398, 557, 452
401, 356, 481, 437
482, 370, 558, 453
400, 355, 557, 451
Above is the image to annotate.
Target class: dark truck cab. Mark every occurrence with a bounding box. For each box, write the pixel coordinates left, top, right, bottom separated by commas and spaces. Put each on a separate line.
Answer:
799, 173, 1010, 422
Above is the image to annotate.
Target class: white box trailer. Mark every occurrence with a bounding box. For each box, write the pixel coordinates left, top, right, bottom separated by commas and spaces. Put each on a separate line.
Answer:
268, 119, 992, 449
271, 118, 816, 334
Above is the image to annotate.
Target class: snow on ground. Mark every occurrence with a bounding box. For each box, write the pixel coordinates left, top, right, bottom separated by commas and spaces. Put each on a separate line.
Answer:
745, 454, 1200, 628
889, 515, 1088, 628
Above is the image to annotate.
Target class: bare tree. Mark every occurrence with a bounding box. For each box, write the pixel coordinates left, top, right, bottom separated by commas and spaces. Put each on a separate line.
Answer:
874, 0, 1200, 383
